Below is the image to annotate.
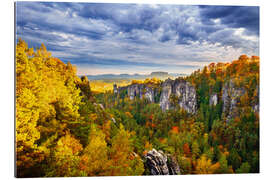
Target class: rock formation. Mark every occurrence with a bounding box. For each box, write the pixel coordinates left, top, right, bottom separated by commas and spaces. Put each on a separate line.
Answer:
167, 154, 181, 175
160, 78, 197, 113
145, 149, 180, 175
115, 83, 158, 103
159, 79, 173, 111
209, 93, 218, 106
252, 85, 259, 113
145, 149, 169, 175
113, 84, 118, 94
115, 78, 197, 113
115, 77, 259, 118
127, 84, 145, 101
145, 86, 155, 103
222, 80, 246, 122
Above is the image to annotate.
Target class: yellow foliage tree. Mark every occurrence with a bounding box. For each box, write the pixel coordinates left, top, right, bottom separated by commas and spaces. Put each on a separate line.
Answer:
195, 154, 220, 174
79, 125, 109, 176
46, 132, 84, 177
16, 39, 47, 176
16, 39, 82, 176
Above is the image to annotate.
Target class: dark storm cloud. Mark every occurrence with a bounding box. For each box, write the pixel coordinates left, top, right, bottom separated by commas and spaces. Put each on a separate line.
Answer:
77, 3, 161, 33
16, 2, 259, 75
199, 6, 259, 35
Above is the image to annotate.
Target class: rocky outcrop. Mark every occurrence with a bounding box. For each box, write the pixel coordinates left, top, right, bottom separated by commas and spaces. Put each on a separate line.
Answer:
111, 117, 116, 123
174, 79, 197, 113
93, 103, 105, 110
127, 84, 145, 100
145, 86, 155, 103
145, 149, 169, 175
159, 79, 173, 111
167, 154, 181, 175
160, 78, 197, 113
113, 84, 118, 94
222, 80, 246, 122
209, 93, 218, 106
115, 78, 197, 113
252, 85, 259, 113
127, 83, 157, 103
115, 83, 157, 103
145, 149, 180, 175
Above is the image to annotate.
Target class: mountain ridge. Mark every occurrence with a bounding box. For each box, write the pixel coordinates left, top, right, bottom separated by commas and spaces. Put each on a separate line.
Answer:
84, 71, 187, 80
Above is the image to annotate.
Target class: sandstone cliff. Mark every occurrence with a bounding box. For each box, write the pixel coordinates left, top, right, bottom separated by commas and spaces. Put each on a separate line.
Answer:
209, 93, 218, 106
127, 84, 157, 103
222, 79, 259, 122
145, 149, 180, 175
114, 76, 259, 118
114, 83, 159, 103
160, 78, 197, 113
114, 78, 197, 113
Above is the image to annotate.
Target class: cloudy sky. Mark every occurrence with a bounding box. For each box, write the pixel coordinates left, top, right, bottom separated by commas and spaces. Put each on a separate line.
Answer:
16, 2, 259, 75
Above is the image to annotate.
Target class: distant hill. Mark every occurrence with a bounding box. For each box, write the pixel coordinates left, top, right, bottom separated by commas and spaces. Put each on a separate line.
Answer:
150, 71, 169, 76
85, 71, 187, 80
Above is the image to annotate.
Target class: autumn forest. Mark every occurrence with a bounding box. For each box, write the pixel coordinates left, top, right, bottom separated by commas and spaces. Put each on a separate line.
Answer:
15, 39, 259, 177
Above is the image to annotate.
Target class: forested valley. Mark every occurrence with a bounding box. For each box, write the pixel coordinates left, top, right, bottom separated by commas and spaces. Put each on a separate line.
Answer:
16, 39, 259, 177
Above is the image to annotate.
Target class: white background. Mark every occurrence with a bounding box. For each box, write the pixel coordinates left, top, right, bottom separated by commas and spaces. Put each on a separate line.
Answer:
1, 0, 269, 179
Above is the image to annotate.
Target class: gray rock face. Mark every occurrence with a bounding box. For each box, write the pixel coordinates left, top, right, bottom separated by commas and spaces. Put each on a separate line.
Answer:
174, 79, 197, 114
126, 84, 156, 103
111, 117, 116, 123
145, 86, 155, 103
127, 84, 142, 100
222, 80, 246, 122
252, 85, 259, 113
116, 78, 197, 113
159, 79, 173, 111
253, 104, 259, 113
145, 149, 180, 175
115, 83, 157, 103
209, 93, 218, 106
167, 154, 181, 175
160, 78, 197, 113
93, 103, 105, 110
113, 84, 118, 94
145, 149, 169, 175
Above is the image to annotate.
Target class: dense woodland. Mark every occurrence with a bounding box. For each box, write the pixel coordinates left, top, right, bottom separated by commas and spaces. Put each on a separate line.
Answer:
16, 39, 259, 177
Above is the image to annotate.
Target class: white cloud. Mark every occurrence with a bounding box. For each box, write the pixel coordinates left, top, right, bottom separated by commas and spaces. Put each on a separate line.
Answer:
16, 2, 259, 75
